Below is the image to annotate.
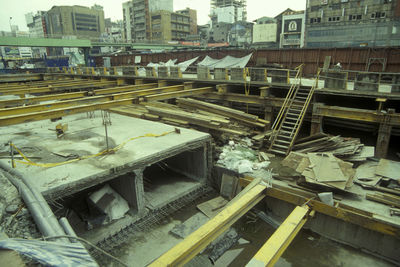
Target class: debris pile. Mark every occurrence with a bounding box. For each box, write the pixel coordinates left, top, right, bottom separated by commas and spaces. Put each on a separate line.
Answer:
216, 140, 270, 174
292, 133, 374, 162
355, 159, 400, 209
109, 98, 269, 140
282, 152, 355, 191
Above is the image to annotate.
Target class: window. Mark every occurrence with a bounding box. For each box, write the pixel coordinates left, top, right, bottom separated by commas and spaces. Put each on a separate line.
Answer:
357, 15, 362, 19
381, 12, 386, 18
370, 13, 376, 19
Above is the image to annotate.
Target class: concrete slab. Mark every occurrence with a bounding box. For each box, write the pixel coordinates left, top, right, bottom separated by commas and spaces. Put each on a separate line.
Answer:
0, 113, 211, 199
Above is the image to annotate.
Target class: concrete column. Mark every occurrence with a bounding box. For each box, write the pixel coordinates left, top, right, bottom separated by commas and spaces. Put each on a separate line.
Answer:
110, 169, 145, 215
310, 104, 323, 135
376, 109, 394, 159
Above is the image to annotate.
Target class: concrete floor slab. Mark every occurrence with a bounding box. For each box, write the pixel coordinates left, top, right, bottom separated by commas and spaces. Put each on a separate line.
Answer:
0, 112, 211, 199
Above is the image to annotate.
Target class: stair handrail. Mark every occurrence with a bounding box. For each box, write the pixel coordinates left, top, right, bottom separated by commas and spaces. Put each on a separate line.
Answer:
270, 64, 304, 135
287, 69, 321, 152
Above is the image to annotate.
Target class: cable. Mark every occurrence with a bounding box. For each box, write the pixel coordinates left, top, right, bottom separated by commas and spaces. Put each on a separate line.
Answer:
10, 130, 177, 168
40, 235, 128, 267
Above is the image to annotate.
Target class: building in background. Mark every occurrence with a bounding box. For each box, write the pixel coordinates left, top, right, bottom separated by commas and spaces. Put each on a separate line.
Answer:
25, 11, 48, 56
210, 0, 247, 25
209, 22, 231, 43
122, 1, 134, 41
252, 17, 278, 48
150, 9, 196, 42
176, 8, 198, 35
280, 10, 305, 48
47, 5, 105, 39
305, 0, 400, 48
229, 21, 253, 47
122, 0, 173, 42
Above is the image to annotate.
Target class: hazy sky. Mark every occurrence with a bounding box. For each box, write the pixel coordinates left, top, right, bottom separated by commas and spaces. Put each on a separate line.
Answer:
0, 0, 306, 32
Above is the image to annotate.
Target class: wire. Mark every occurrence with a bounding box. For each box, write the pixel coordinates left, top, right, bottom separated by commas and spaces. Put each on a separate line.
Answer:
10, 130, 176, 168
40, 235, 128, 267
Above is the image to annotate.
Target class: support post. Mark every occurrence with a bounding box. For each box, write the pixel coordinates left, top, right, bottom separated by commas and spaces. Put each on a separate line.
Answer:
376, 109, 394, 159
310, 104, 323, 135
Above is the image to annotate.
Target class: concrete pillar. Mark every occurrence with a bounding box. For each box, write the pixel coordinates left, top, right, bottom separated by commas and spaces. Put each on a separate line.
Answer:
110, 169, 145, 215
310, 104, 323, 135
376, 109, 394, 159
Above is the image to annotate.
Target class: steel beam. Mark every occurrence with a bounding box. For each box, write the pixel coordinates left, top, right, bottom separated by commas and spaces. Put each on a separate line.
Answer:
0, 99, 138, 126
143, 87, 214, 101
0, 81, 117, 96
247, 206, 311, 267
315, 104, 400, 126
0, 87, 215, 126
0, 83, 159, 107
0, 85, 188, 117
148, 184, 267, 267
240, 177, 400, 238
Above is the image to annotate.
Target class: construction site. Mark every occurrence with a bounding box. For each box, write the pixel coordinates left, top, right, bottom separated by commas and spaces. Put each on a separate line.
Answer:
0, 46, 400, 266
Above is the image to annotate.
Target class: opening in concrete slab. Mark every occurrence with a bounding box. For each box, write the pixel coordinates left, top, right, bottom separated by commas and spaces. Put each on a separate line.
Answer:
143, 146, 207, 209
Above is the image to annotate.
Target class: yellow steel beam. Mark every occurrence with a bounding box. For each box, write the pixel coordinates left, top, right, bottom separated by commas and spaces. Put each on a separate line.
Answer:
246, 206, 311, 267
0, 98, 138, 126
0, 74, 42, 83
0, 78, 77, 89
0, 87, 214, 126
0, 92, 88, 108
0, 85, 187, 117
316, 105, 400, 126
239, 177, 400, 238
93, 83, 160, 95
149, 184, 267, 267
144, 87, 214, 101
0, 80, 117, 96
0, 83, 159, 108
0, 79, 94, 91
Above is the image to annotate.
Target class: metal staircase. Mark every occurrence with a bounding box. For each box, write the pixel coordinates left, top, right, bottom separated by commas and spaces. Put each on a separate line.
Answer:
269, 66, 320, 156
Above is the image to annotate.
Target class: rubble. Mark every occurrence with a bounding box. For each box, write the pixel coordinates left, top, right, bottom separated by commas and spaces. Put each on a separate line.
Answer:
217, 141, 270, 174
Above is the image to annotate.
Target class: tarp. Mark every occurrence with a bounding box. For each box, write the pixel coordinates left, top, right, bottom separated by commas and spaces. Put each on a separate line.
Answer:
197, 53, 252, 69
146, 56, 199, 72
0, 239, 98, 267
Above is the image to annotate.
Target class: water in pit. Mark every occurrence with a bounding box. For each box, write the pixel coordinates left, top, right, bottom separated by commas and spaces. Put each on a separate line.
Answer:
102, 201, 395, 267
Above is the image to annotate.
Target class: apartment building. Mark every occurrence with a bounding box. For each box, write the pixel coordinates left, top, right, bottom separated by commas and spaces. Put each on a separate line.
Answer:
305, 0, 400, 48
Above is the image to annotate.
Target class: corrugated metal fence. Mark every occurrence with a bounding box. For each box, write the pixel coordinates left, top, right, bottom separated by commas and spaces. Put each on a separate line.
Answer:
95, 47, 400, 76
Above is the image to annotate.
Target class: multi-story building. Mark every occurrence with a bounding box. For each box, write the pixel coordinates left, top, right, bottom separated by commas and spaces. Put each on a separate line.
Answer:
25, 11, 49, 56
176, 8, 198, 35
47, 5, 105, 39
122, 0, 173, 42
150, 9, 196, 42
280, 10, 305, 48
210, 0, 247, 25
305, 0, 400, 48
252, 17, 279, 48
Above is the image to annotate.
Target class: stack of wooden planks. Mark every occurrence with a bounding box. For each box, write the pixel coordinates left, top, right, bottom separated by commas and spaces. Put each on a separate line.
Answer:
109, 98, 269, 139
292, 133, 375, 161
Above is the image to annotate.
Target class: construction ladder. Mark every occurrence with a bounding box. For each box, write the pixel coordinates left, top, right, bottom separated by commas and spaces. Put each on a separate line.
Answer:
269, 66, 320, 156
